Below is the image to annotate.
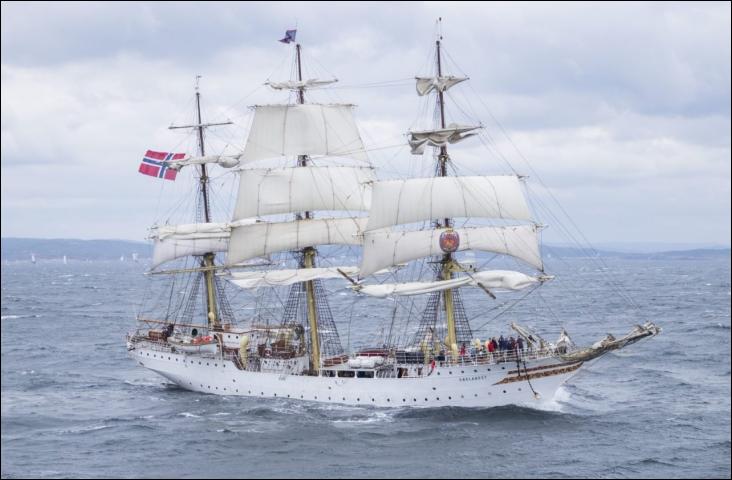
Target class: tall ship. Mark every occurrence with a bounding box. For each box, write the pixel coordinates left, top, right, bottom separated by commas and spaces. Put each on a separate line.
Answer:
127, 27, 660, 408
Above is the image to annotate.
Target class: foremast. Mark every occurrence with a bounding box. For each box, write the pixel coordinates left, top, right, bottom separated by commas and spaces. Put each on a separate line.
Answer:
356, 23, 550, 362
434, 36, 459, 357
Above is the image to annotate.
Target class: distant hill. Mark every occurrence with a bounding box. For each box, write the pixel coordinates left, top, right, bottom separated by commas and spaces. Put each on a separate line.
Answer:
1, 238, 151, 261
543, 245, 730, 260
1, 237, 729, 262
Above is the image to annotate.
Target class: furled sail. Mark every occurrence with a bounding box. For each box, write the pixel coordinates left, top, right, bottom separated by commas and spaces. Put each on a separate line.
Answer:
227, 266, 359, 289
356, 270, 543, 298
228, 217, 367, 264
150, 220, 259, 269
168, 154, 243, 170
233, 166, 375, 220
415, 76, 467, 96
408, 124, 479, 154
366, 175, 532, 231
265, 78, 338, 90
359, 225, 542, 277
243, 104, 368, 162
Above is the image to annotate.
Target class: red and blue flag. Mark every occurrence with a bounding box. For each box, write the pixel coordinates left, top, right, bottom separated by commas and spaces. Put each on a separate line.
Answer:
139, 150, 186, 181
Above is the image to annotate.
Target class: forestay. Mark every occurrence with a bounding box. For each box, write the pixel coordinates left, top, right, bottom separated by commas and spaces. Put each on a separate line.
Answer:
356, 270, 542, 298
228, 217, 367, 264
233, 166, 374, 220
359, 224, 542, 277
243, 104, 368, 162
366, 175, 533, 231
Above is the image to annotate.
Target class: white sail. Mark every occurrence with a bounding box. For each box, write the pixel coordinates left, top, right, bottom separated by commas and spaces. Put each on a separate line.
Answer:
366, 175, 532, 231
152, 237, 229, 269
150, 220, 258, 268
265, 78, 338, 90
408, 123, 479, 154
359, 225, 542, 277
415, 76, 467, 96
228, 217, 367, 265
356, 270, 542, 298
242, 104, 368, 162
233, 166, 375, 220
228, 266, 358, 289
168, 154, 243, 170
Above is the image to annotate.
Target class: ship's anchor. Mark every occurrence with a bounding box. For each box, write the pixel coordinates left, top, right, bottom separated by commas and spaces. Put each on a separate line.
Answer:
516, 356, 541, 400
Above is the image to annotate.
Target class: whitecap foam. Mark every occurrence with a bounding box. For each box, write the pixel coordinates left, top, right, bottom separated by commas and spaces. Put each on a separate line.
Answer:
1, 314, 41, 320
178, 412, 201, 418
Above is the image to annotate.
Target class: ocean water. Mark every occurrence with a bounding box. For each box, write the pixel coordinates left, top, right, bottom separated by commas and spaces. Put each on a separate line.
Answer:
1, 257, 730, 479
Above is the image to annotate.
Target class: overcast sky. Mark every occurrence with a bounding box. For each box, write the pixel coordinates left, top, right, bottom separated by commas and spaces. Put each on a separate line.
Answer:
2, 1, 730, 247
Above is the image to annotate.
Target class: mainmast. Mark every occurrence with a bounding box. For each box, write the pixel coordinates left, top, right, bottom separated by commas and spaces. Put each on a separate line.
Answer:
435, 33, 458, 358
295, 43, 321, 373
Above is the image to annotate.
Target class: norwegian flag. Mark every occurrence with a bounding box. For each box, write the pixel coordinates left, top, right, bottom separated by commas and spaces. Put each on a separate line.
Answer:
138, 150, 186, 181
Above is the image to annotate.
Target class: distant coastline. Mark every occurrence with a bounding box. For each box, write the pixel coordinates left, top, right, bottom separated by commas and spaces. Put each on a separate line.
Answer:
1, 237, 729, 262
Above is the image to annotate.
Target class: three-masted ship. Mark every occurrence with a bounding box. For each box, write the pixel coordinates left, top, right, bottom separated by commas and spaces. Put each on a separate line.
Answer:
127, 30, 660, 408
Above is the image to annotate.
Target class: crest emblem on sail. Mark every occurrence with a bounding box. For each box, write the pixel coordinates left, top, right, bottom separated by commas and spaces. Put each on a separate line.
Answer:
439, 229, 460, 253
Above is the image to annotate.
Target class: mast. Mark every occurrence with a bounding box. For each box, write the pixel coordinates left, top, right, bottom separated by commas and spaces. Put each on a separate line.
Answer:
295, 43, 321, 373
194, 80, 221, 330
435, 31, 458, 358
169, 77, 233, 330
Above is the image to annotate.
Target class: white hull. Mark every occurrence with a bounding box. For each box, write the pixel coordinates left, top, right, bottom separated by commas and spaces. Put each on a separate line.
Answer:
129, 343, 582, 408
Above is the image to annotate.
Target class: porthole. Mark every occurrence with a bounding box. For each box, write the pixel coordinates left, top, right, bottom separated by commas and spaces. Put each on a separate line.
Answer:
449, 371, 452, 375
518, 387, 522, 391
403, 399, 406, 402
328, 397, 331, 400
474, 394, 477, 397
387, 399, 391, 402
432, 387, 436, 390
357, 398, 360, 402
448, 396, 452, 400
503, 390, 507, 393
436, 397, 440, 400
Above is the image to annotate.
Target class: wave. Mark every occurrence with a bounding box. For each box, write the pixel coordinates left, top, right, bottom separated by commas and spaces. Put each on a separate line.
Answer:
59, 424, 113, 434
1, 314, 42, 320
178, 412, 201, 418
